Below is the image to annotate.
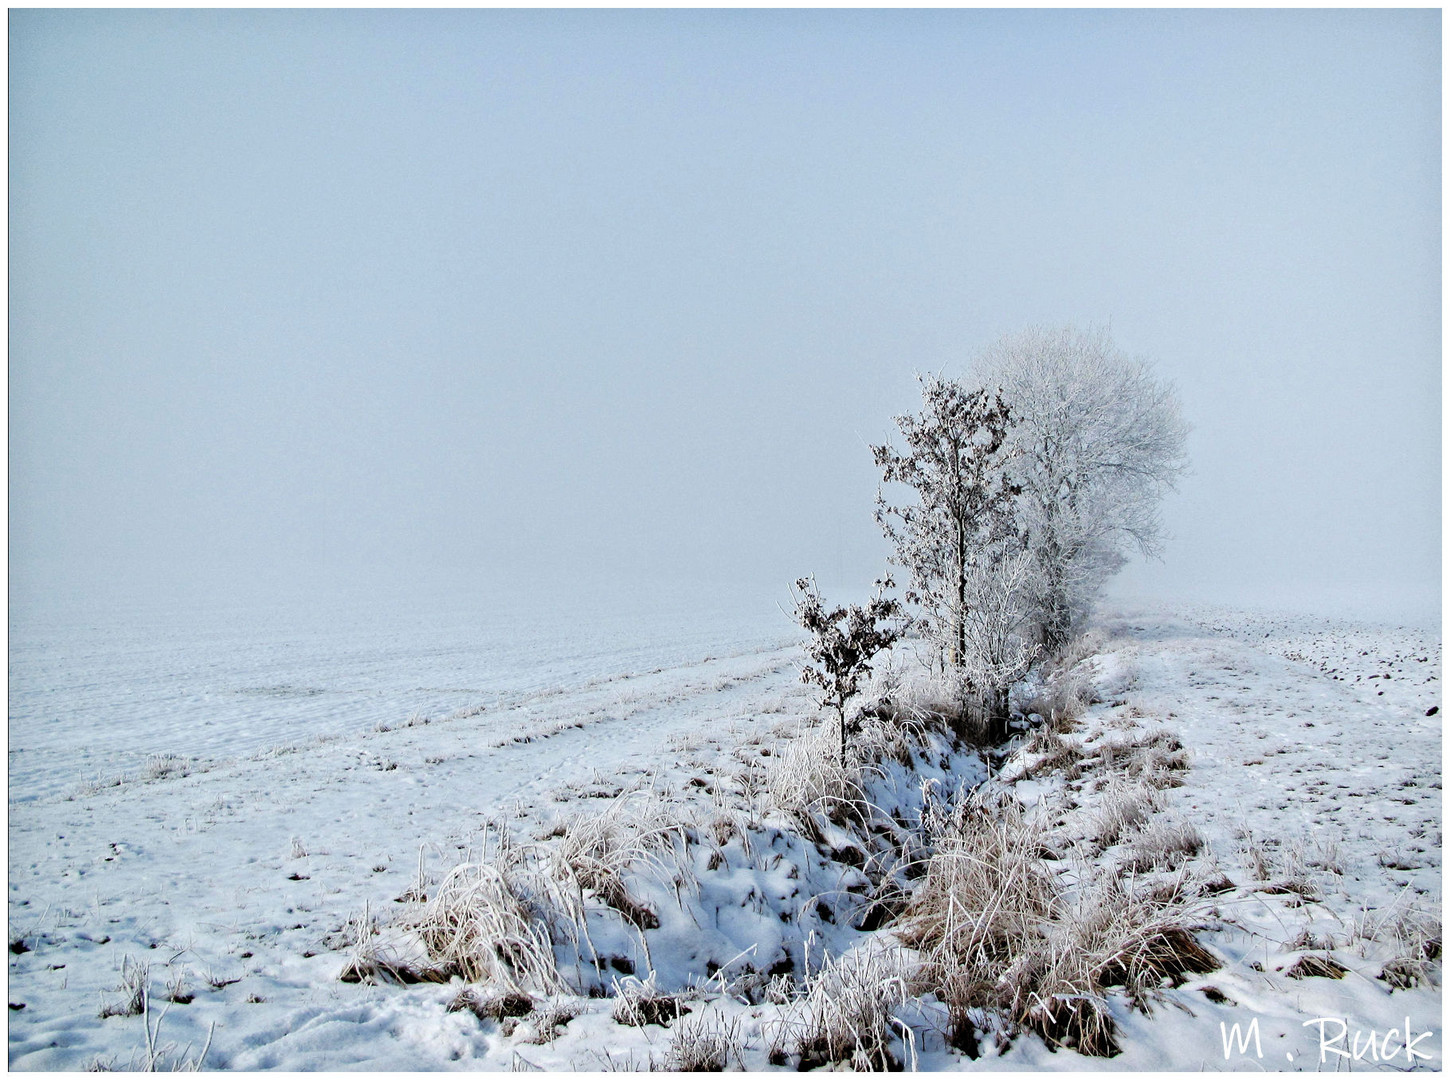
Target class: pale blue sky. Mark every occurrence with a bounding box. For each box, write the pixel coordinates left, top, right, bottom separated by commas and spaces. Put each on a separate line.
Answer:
10, 10, 1441, 616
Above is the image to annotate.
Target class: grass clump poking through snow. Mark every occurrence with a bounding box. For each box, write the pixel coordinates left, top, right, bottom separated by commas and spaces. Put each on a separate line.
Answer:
447, 986, 535, 1023
413, 848, 566, 995
1091, 777, 1164, 847
98, 957, 150, 1019
1360, 896, 1443, 989
1120, 816, 1204, 874
1019, 629, 1104, 729
778, 947, 910, 1071
763, 719, 872, 832
142, 754, 190, 781
548, 790, 684, 932
610, 975, 687, 1027
665, 1010, 741, 1071
899, 785, 1217, 1058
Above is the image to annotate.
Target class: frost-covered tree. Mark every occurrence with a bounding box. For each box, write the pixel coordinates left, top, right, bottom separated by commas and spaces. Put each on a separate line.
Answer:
971, 326, 1189, 653
791, 576, 904, 766
870, 377, 1022, 679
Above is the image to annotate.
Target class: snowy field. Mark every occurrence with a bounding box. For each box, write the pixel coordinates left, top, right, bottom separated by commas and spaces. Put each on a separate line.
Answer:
7, 592, 1441, 1070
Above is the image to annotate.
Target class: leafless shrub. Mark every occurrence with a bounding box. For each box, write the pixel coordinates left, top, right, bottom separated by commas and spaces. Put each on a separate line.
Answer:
791, 575, 905, 765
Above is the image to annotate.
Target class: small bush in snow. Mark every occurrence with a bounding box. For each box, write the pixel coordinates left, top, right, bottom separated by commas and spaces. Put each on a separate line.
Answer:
791, 575, 904, 765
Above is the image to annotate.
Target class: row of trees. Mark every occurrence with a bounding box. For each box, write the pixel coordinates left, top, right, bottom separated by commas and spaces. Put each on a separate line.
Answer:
796, 326, 1189, 750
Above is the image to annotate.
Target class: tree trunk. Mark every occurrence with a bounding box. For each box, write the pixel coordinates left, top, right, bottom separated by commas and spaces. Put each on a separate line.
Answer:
953, 519, 968, 668
987, 687, 1011, 744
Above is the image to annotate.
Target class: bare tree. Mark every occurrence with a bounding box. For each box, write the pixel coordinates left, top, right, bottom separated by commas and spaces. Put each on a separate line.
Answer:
871, 377, 1025, 732
791, 576, 904, 766
971, 326, 1189, 653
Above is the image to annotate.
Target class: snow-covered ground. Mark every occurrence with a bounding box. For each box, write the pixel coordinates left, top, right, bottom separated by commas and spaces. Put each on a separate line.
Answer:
7, 596, 1441, 1070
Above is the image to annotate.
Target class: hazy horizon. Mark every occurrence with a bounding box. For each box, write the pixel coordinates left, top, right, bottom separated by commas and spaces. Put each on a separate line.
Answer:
10, 10, 1441, 623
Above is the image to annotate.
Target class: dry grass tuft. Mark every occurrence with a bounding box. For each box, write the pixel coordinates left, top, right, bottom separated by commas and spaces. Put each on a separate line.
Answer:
98, 957, 149, 1019
1091, 779, 1163, 847
414, 857, 565, 994
1120, 818, 1204, 874
610, 975, 687, 1028
143, 754, 190, 781
666, 1010, 739, 1071
447, 987, 535, 1022
764, 720, 872, 830
785, 948, 908, 1071
1020, 991, 1119, 1058
1018, 729, 1085, 781
519, 1000, 581, 1044
900, 787, 1215, 1058
1284, 953, 1347, 980
550, 790, 685, 932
